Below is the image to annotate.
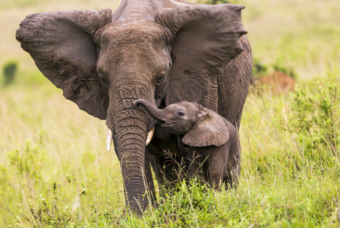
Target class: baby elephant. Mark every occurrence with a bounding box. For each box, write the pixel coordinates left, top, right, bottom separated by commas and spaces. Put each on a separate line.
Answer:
133, 99, 241, 189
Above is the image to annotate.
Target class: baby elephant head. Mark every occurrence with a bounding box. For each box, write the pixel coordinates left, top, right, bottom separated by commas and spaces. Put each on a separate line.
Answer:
133, 99, 229, 147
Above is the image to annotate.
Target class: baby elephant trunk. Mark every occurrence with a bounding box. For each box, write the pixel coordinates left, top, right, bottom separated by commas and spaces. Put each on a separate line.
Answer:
133, 99, 165, 123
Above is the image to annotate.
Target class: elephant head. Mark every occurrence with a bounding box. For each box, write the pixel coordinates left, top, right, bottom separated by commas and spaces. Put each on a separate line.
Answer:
133, 99, 229, 147
16, 0, 246, 214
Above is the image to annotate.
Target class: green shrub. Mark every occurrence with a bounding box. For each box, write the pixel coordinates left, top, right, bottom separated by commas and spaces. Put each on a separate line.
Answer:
7, 136, 47, 180
155, 180, 217, 226
252, 58, 269, 77
3, 60, 18, 85
252, 58, 297, 79
284, 76, 340, 167
0, 165, 9, 195
273, 62, 297, 79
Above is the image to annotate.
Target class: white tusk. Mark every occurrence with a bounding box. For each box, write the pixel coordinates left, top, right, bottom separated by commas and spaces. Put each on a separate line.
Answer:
146, 127, 155, 146
106, 128, 113, 152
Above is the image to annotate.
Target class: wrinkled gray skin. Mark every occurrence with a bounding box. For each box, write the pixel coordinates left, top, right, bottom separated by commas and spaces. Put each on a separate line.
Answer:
133, 99, 241, 189
16, 0, 252, 215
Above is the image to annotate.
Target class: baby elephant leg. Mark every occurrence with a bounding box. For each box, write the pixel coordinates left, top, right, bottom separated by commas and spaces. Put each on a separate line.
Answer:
224, 147, 241, 189
185, 148, 200, 181
176, 137, 200, 181
207, 147, 227, 190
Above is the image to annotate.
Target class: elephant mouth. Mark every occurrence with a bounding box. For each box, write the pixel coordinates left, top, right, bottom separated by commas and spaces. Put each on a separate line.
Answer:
158, 118, 172, 127
158, 119, 167, 125
159, 120, 176, 129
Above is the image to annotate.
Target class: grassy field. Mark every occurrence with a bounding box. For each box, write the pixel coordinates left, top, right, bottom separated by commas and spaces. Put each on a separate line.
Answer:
1, 0, 340, 226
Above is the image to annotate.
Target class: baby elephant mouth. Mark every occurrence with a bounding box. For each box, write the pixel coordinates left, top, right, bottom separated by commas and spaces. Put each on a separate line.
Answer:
159, 120, 176, 130
159, 119, 175, 128
159, 119, 167, 125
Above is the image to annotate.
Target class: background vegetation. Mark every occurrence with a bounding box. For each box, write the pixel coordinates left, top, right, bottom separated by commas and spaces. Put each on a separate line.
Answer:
0, 0, 340, 226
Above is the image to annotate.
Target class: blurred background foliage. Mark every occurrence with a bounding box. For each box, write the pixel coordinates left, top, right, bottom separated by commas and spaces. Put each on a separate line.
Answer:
2, 60, 18, 85
0, 0, 340, 226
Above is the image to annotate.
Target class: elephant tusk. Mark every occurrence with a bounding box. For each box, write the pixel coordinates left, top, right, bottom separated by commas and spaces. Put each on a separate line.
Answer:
106, 128, 113, 152
146, 127, 155, 146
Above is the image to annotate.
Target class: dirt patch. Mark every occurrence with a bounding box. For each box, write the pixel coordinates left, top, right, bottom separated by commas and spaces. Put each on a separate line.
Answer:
255, 71, 296, 94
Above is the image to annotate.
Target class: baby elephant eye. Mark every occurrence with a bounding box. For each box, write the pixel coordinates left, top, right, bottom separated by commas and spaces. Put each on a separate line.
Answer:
177, 111, 185, 116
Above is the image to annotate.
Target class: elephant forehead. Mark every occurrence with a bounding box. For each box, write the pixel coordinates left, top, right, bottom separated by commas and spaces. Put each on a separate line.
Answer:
101, 22, 165, 44
178, 102, 199, 110
168, 102, 195, 112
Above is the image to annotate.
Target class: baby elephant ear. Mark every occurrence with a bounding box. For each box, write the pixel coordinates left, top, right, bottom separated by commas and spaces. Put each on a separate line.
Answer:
182, 110, 229, 147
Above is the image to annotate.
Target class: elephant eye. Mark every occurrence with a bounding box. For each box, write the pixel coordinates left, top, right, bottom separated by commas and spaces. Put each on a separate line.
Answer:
177, 111, 185, 117
155, 72, 166, 86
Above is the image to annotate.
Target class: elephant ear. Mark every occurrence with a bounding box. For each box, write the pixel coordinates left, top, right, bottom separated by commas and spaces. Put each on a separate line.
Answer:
16, 9, 112, 119
156, 4, 247, 105
182, 109, 229, 147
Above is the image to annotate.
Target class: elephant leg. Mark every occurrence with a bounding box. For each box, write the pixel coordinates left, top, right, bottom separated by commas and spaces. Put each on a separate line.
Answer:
150, 154, 181, 198
207, 146, 228, 190
224, 150, 241, 190
144, 150, 157, 207
185, 148, 201, 180
208, 163, 224, 190
148, 140, 179, 194
147, 142, 165, 186
149, 154, 165, 190
175, 135, 194, 182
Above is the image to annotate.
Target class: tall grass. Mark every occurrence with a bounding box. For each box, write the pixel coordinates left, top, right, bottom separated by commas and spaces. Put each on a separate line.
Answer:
1, 0, 340, 226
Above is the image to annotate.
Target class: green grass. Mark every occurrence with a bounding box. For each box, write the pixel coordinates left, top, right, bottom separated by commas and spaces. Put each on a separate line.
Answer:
1, 0, 340, 227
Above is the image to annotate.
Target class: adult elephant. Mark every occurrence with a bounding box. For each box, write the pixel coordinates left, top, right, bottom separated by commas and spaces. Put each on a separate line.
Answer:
16, 0, 252, 214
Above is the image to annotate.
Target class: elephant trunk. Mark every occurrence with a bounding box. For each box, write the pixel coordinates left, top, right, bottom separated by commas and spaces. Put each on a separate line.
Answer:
116, 115, 148, 214
106, 86, 156, 215
133, 99, 165, 123
109, 105, 150, 215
